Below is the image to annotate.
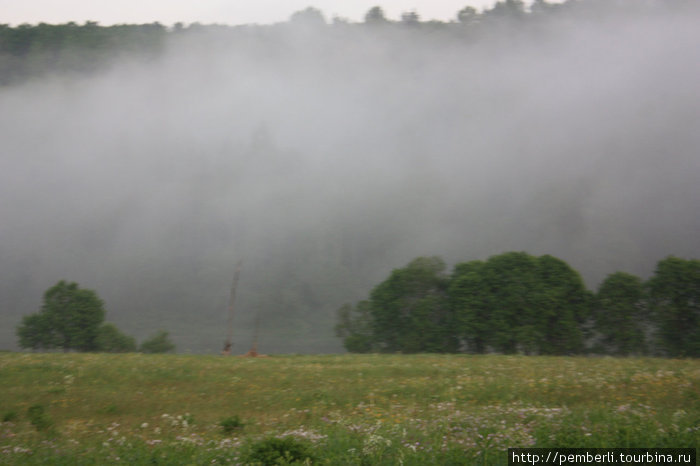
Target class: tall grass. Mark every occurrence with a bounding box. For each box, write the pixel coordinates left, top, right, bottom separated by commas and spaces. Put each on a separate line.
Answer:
0, 353, 698, 464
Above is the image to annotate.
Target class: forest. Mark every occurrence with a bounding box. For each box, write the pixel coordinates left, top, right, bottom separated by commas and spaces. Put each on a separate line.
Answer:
336, 253, 700, 357
2, 0, 698, 86
1, 0, 699, 354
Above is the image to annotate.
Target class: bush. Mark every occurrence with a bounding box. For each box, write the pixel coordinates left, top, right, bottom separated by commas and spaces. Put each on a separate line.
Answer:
219, 415, 244, 434
139, 330, 175, 353
242, 437, 316, 465
96, 323, 137, 353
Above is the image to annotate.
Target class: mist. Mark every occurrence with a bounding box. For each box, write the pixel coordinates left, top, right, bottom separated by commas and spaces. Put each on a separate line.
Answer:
1, 3, 699, 353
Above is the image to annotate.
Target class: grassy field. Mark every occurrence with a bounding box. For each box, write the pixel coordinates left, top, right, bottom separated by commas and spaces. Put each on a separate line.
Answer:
0, 353, 698, 465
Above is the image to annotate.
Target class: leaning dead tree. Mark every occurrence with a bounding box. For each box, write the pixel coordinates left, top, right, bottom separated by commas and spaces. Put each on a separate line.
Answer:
222, 260, 243, 356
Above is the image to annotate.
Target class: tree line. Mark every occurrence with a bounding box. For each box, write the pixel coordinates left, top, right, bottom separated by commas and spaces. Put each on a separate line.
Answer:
1, 0, 696, 86
335, 253, 700, 357
16, 280, 175, 353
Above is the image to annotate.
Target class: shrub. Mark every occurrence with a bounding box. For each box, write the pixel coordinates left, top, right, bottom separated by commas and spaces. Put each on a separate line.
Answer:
219, 415, 244, 434
139, 330, 175, 353
242, 436, 316, 465
96, 323, 137, 353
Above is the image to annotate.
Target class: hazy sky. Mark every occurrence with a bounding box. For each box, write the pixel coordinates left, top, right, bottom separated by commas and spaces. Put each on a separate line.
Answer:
0, 0, 511, 26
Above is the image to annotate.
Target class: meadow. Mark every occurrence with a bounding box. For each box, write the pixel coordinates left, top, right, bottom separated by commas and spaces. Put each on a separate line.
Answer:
0, 353, 698, 464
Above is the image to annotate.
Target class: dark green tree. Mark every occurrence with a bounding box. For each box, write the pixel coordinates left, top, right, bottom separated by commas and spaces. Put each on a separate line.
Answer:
289, 7, 326, 27
365, 6, 389, 25
594, 272, 647, 355
401, 11, 420, 26
533, 254, 591, 355
450, 252, 590, 355
647, 257, 700, 357
457, 6, 479, 25
449, 260, 490, 353
17, 313, 55, 350
485, 0, 527, 20
482, 252, 539, 353
140, 330, 176, 353
335, 301, 374, 353
369, 256, 455, 353
96, 323, 137, 353
16, 281, 105, 352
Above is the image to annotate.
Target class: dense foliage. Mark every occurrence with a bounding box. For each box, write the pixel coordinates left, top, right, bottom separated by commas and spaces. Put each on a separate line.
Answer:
16, 281, 106, 351
242, 437, 316, 465
338, 254, 700, 357
451, 253, 591, 355
96, 322, 138, 353
368, 257, 455, 354
594, 272, 647, 355
0, 22, 165, 85
647, 257, 700, 357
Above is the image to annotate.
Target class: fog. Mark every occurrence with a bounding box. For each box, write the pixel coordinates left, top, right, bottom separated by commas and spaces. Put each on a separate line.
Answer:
1, 4, 699, 352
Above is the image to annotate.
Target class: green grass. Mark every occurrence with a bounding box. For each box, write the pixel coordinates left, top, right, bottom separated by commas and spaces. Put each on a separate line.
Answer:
0, 353, 698, 464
